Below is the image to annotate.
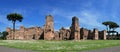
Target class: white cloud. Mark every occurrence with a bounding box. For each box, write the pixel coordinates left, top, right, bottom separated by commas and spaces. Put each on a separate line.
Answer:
49, 8, 105, 31
79, 10, 104, 28
65, 26, 70, 29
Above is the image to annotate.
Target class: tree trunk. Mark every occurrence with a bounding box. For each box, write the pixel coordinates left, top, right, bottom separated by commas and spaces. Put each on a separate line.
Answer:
106, 26, 108, 32
106, 25, 110, 40
13, 21, 15, 39
107, 25, 111, 40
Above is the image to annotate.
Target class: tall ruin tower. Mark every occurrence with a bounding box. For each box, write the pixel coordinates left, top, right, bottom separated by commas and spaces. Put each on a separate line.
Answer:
44, 15, 54, 40
70, 16, 80, 40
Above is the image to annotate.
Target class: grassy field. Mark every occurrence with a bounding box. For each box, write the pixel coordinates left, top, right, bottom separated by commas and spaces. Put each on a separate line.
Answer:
0, 40, 120, 52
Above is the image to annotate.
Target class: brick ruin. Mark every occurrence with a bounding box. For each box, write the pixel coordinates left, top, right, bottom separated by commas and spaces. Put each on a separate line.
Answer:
70, 16, 80, 40
6, 15, 106, 40
6, 26, 43, 40
44, 15, 54, 40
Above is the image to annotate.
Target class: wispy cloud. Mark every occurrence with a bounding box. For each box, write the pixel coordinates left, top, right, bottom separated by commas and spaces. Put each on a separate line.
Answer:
48, 8, 105, 30
79, 10, 104, 28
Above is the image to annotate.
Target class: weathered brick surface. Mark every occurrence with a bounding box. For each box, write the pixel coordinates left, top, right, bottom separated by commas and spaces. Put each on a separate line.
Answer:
80, 28, 89, 40
54, 31, 60, 40
6, 27, 13, 39
88, 30, 93, 39
99, 30, 106, 40
6, 26, 43, 40
59, 27, 70, 40
70, 16, 80, 40
93, 28, 99, 40
44, 15, 55, 40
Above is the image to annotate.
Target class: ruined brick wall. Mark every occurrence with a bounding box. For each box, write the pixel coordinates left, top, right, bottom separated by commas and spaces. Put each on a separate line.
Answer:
6, 26, 43, 40
54, 31, 60, 40
44, 15, 55, 40
6, 27, 13, 39
70, 16, 80, 40
93, 28, 99, 40
24, 27, 36, 40
35, 27, 43, 40
59, 27, 70, 40
99, 30, 107, 40
80, 28, 89, 40
13, 26, 25, 40
87, 30, 93, 39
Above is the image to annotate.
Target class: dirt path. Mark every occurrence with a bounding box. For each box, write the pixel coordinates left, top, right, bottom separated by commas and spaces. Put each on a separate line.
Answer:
0, 46, 37, 52
83, 46, 120, 52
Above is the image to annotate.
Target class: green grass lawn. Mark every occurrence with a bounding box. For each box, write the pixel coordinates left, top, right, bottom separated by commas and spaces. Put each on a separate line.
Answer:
0, 40, 120, 52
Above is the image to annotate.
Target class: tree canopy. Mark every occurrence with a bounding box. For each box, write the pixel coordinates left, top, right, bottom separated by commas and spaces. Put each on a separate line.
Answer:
102, 21, 119, 31
7, 13, 23, 22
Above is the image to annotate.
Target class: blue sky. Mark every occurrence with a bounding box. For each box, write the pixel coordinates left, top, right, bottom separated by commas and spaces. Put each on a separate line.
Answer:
0, 0, 120, 32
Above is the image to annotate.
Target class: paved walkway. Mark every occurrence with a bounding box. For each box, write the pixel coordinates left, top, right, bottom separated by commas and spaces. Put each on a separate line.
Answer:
83, 46, 120, 52
0, 46, 37, 52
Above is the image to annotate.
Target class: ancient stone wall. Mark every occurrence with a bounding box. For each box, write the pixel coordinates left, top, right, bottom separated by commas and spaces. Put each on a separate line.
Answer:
6, 27, 13, 39
70, 16, 80, 40
35, 27, 43, 40
80, 28, 89, 40
93, 28, 99, 40
99, 30, 106, 40
54, 31, 60, 40
87, 30, 93, 39
59, 27, 70, 40
6, 26, 43, 40
44, 15, 55, 40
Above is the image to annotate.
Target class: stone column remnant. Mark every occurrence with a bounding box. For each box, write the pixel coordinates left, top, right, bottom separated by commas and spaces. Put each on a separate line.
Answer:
35, 27, 43, 40
44, 15, 55, 40
20, 26, 25, 39
93, 28, 98, 40
103, 30, 106, 40
59, 27, 70, 40
70, 16, 80, 40
80, 28, 89, 40
54, 31, 60, 40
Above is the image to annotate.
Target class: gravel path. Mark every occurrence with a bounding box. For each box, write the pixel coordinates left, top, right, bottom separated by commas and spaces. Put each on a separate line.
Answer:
0, 46, 37, 52
83, 46, 120, 52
